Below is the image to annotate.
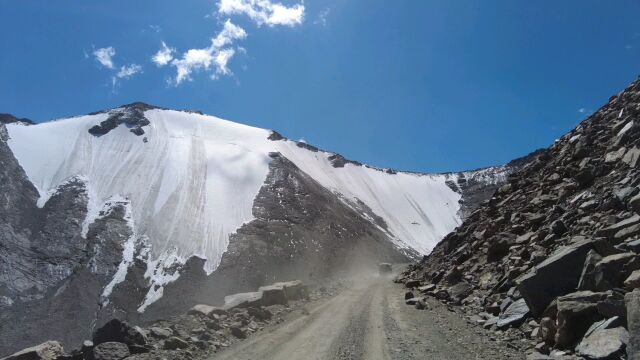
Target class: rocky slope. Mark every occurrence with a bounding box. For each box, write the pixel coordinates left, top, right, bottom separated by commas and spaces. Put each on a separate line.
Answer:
398, 78, 640, 359
1, 280, 318, 360
0, 105, 511, 356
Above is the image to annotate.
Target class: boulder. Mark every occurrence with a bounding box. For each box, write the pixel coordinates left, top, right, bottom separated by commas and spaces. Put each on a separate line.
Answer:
148, 327, 172, 339
487, 233, 515, 262
223, 291, 264, 310
1, 341, 64, 360
404, 279, 421, 288
443, 267, 463, 285
500, 297, 513, 313
574, 167, 595, 187
596, 214, 640, 239
538, 317, 557, 345
615, 187, 639, 203
616, 224, 640, 242
91, 342, 130, 360
162, 337, 189, 350
597, 291, 627, 322
188, 304, 226, 317
247, 307, 272, 321
405, 297, 421, 306
404, 291, 414, 300
575, 326, 629, 359
270, 281, 308, 300
93, 319, 147, 346
482, 316, 498, 329
417, 284, 436, 293
434, 289, 450, 301
415, 298, 428, 310
630, 193, 640, 214
258, 285, 288, 306
448, 281, 472, 302
577, 250, 602, 291
555, 291, 607, 349
626, 289, 640, 360
496, 298, 530, 329
550, 220, 567, 236
516, 239, 597, 317
230, 325, 246, 339
623, 147, 640, 168
594, 252, 640, 291
626, 270, 640, 289
582, 316, 623, 339
625, 239, 640, 252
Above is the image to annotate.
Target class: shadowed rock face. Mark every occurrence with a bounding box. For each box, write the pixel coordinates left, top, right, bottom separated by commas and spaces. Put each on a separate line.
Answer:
0, 126, 89, 303
139, 153, 413, 322
219, 152, 413, 277
0, 124, 135, 354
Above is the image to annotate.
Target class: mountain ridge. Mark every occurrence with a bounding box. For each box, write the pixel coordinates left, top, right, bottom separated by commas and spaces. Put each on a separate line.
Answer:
2, 100, 528, 177
0, 104, 514, 354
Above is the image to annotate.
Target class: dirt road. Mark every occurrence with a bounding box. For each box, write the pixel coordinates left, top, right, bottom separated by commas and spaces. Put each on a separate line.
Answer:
212, 273, 525, 360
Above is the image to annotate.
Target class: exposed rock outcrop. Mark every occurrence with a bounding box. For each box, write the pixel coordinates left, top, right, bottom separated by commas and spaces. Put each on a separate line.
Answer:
398, 78, 640, 358
88, 102, 156, 137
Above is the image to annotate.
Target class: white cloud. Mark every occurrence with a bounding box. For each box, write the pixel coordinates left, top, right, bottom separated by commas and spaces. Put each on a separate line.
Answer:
314, 8, 330, 27
170, 20, 247, 85
111, 64, 142, 90
218, 0, 305, 27
578, 108, 592, 115
152, 42, 176, 67
91, 46, 142, 91
116, 64, 143, 79
213, 19, 248, 48
214, 48, 236, 76
94, 47, 116, 69
156, 1, 301, 86
173, 48, 215, 84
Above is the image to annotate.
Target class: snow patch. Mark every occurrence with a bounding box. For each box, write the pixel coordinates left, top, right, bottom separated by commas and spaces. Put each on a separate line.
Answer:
100, 197, 137, 306
137, 246, 187, 313
275, 141, 462, 254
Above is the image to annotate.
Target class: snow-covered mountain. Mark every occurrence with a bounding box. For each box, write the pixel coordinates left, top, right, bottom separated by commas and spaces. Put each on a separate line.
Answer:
0, 103, 512, 353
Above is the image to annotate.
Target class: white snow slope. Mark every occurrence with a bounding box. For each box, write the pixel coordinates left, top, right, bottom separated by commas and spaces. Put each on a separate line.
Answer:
6, 108, 462, 306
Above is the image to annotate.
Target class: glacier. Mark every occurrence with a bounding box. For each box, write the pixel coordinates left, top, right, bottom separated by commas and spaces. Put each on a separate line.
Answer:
5, 107, 463, 305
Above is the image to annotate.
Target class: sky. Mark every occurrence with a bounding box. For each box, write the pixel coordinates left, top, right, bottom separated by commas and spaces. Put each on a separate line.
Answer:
1, 1, 639, 173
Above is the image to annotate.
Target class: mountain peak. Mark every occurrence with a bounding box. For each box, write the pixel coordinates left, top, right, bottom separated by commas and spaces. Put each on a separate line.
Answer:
0, 113, 34, 126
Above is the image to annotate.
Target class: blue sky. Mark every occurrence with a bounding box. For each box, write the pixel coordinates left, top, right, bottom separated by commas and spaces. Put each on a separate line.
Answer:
1, 1, 639, 173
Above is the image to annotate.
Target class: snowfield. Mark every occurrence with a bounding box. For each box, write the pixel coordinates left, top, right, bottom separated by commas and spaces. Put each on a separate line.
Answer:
6, 108, 463, 308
